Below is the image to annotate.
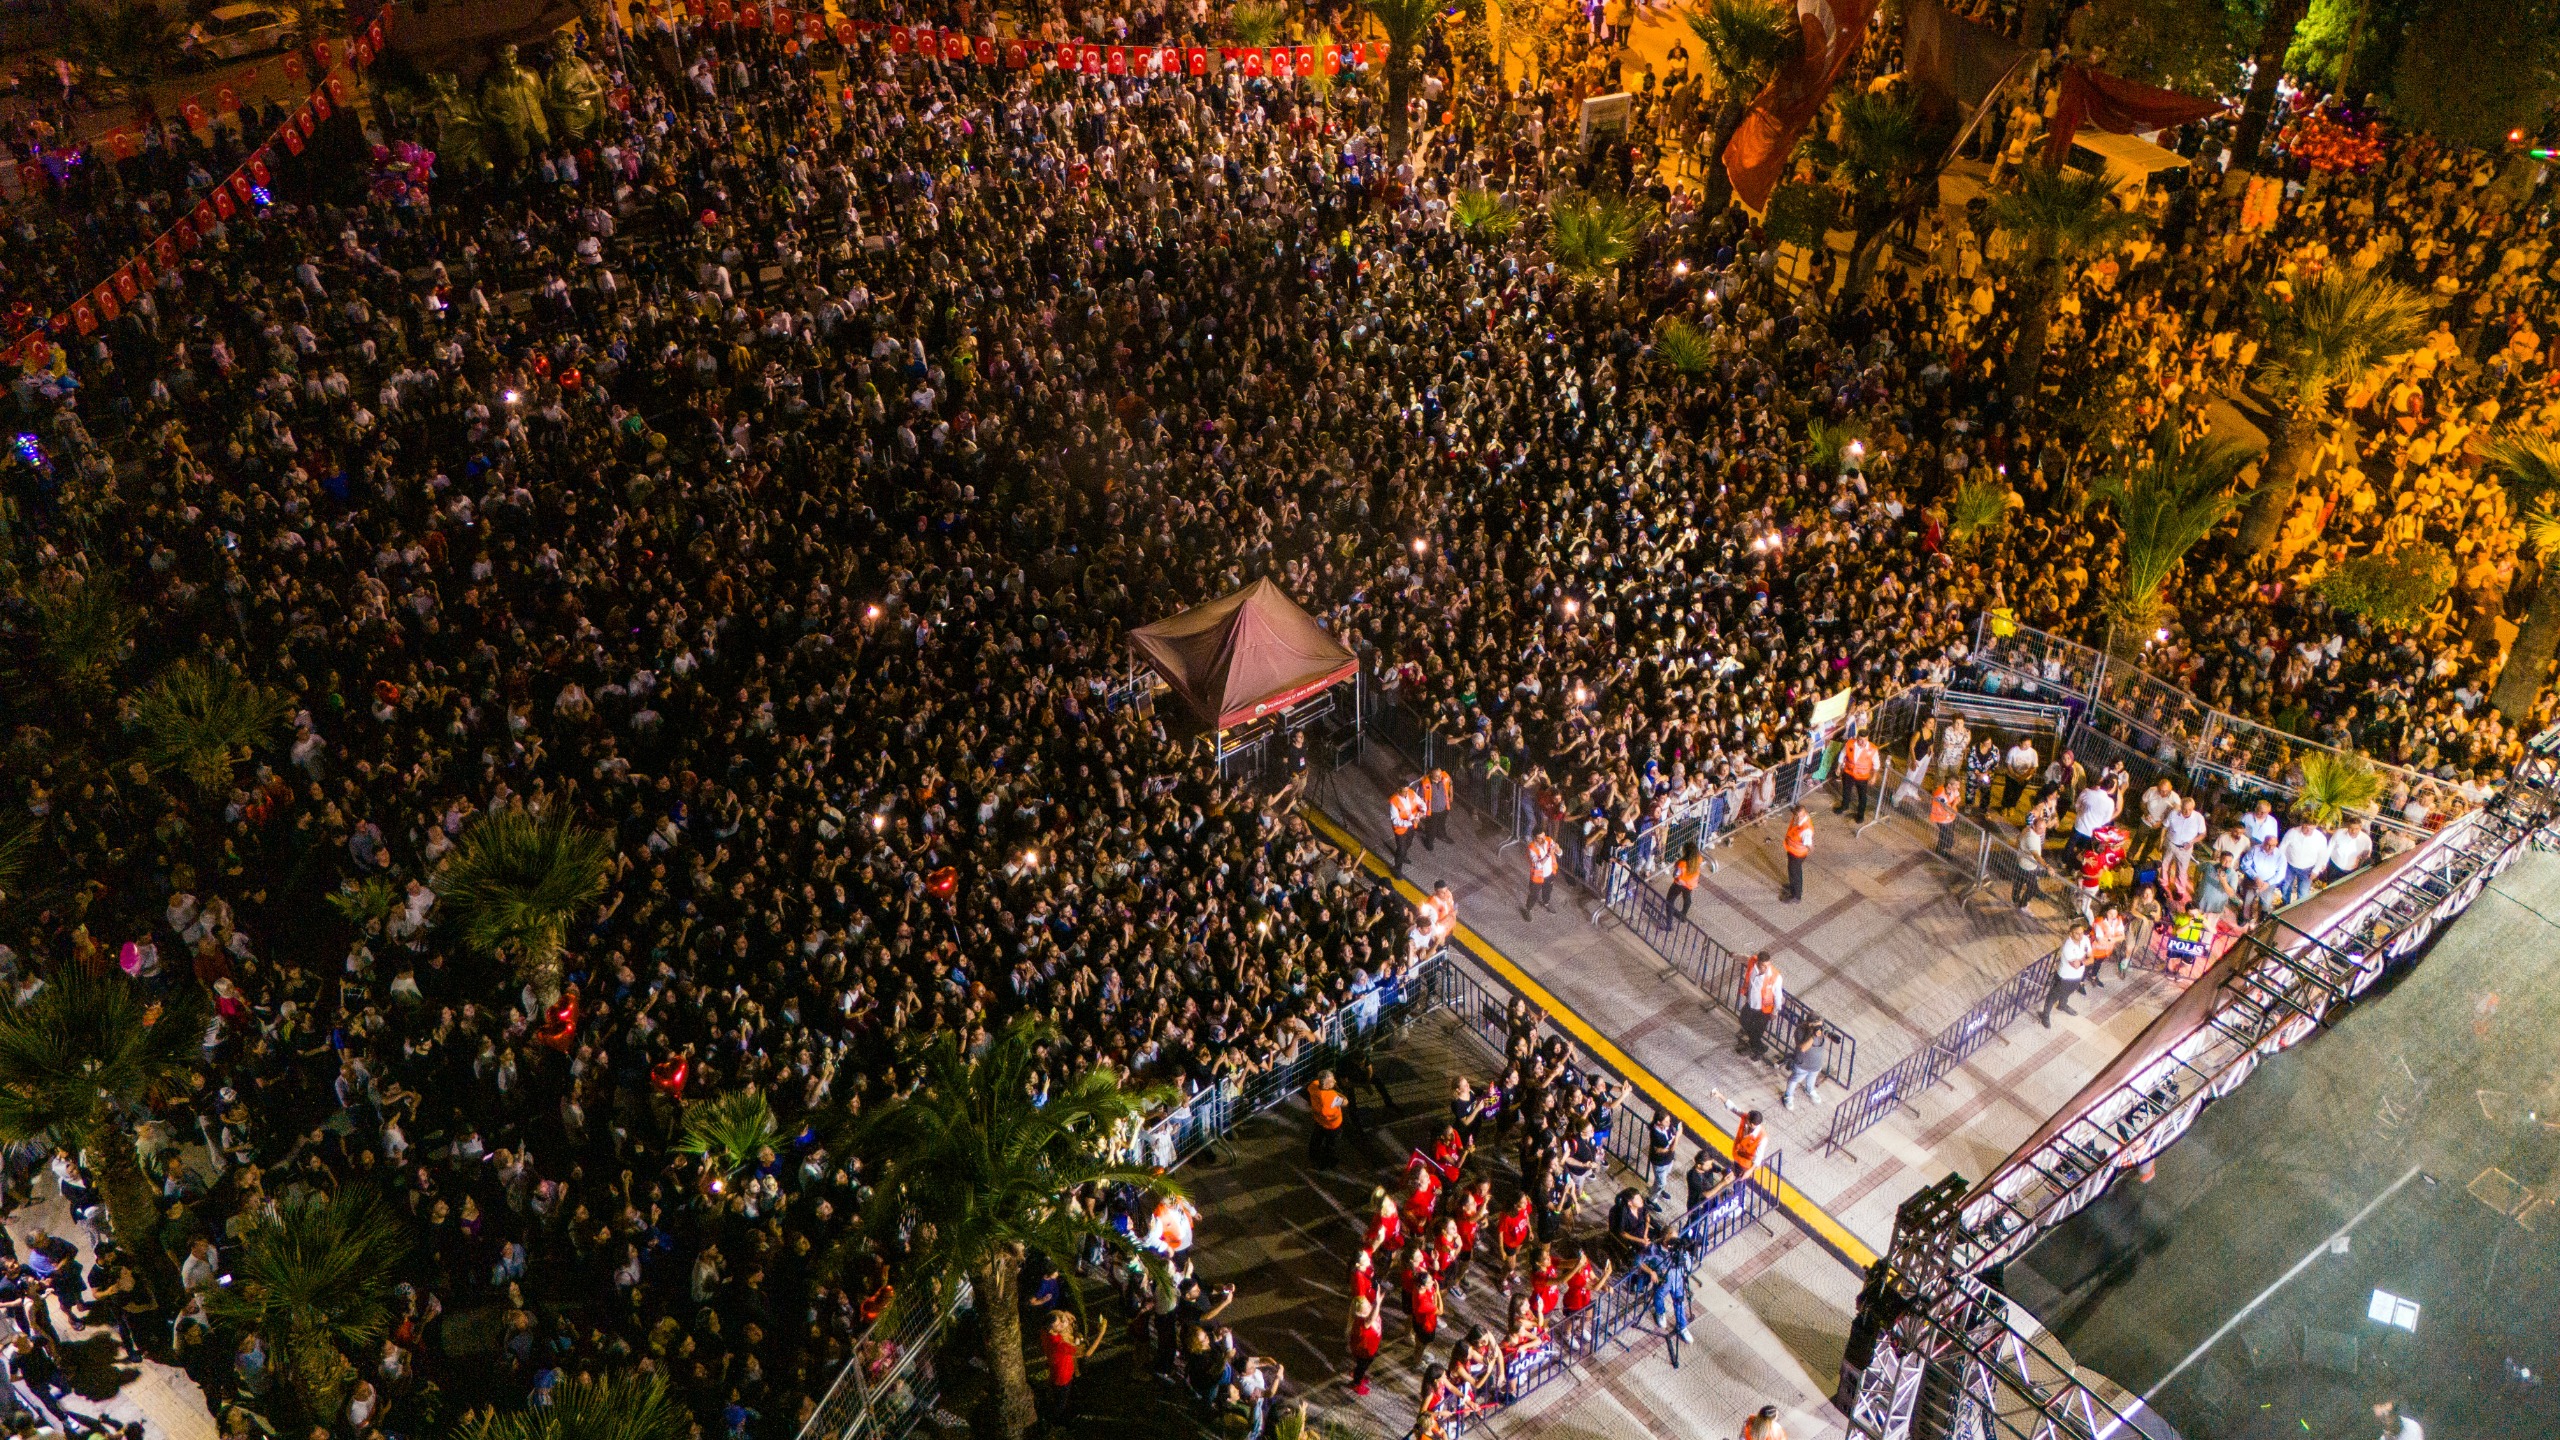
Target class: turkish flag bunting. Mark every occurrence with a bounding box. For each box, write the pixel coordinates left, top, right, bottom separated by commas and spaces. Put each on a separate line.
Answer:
153, 234, 179, 269
104, 128, 137, 159
772, 9, 793, 33
182, 97, 208, 130
114, 269, 138, 303
1349, 42, 1367, 66
1106, 45, 1126, 74
709, 0, 732, 23
283, 52, 304, 81
1242, 49, 1263, 77
1186, 46, 1209, 75
738, 4, 761, 27
282, 124, 305, 155
975, 36, 996, 64
1296, 46, 1316, 77
355, 36, 372, 66
328, 72, 348, 104
230, 174, 254, 206
1003, 39, 1026, 66
216, 83, 239, 112
212, 187, 236, 220
832, 17, 854, 42
888, 24, 908, 51
73, 301, 96, 336
1322, 44, 1342, 76
296, 105, 315, 136
804, 15, 825, 42
250, 153, 271, 185
1081, 43, 1101, 73
95, 287, 119, 324
314, 85, 335, 119
175, 216, 200, 249
129, 254, 152, 289
312, 39, 334, 69
1053, 40, 1074, 67
368, 15, 384, 47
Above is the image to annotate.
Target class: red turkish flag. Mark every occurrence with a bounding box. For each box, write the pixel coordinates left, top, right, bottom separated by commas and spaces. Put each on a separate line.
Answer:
1052, 40, 1074, 67
153, 234, 179, 269
368, 15, 384, 47
230, 173, 254, 206
945, 29, 968, 59
1241, 48, 1264, 78
832, 16, 854, 43
354, 36, 373, 66
1081, 43, 1101, 74
974, 35, 995, 65
312, 38, 335, 70
1350, 42, 1367, 66
282, 124, 305, 155
314, 84, 336, 118
709, 0, 732, 22
103, 128, 137, 160
1321, 43, 1342, 76
737, 4, 760, 27
14, 160, 40, 193
175, 215, 201, 249
182, 97, 209, 130
803, 14, 826, 43
95, 287, 120, 323
114, 268, 138, 302
72, 300, 96, 336
1725, 0, 1877, 212
282, 52, 304, 82
1003, 39, 1026, 67
1186, 45, 1209, 75
216, 83, 239, 112
1106, 45, 1126, 74
212, 186, 236, 220
249, 153, 271, 185
1296, 46, 1316, 77
888, 23, 909, 51
296, 105, 315, 136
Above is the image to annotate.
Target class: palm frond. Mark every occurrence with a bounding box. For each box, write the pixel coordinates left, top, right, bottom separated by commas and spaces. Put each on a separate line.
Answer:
1361, 0, 1438, 51
2090, 432, 2258, 620
1948, 477, 2010, 543
1546, 190, 1656, 286
1231, 0, 1289, 46
457, 1375, 689, 1440
1987, 166, 2148, 267
675, 1089, 784, 1178
856, 1018, 1178, 1317
2484, 429, 2560, 529
2293, 750, 2385, 825
1803, 417, 1867, 474
326, 874, 404, 930
1685, 0, 1795, 97
1451, 187, 1521, 241
209, 1191, 410, 1357
436, 806, 616, 999
2311, 545, 2454, 630
1653, 316, 1716, 375
2252, 270, 2433, 417
32, 570, 132, 693
133, 660, 291, 793
0, 964, 207, 1148
2526, 493, 2560, 563
1804, 91, 1931, 205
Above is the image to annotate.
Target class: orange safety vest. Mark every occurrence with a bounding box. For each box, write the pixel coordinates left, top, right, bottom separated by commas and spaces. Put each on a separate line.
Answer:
1392, 789, 1423, 833
1844, 737, 1879, 782
1785, 814, 1813, 858
1732, 1120, 1765, 1175
1427, 893, 1457, 937
1423, 770, 1452, 813
1930, 784, 1958, 825
1528, 835, 1559, 881
1673, 856, 1702, 890
1309, 1083, 1346, 1130
1742, 965, 1782, 1013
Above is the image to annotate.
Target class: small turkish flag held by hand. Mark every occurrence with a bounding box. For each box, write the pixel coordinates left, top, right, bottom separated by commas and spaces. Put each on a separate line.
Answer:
975, 35, 995, 65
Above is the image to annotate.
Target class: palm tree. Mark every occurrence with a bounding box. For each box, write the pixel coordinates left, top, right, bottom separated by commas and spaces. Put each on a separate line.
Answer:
134, 660, 291, 794
457, 1375, 688, 1440
326, 874, 405, 930
675, 1089, 784, 1178
1947, 475, 2010, 547
2485, 431, 2560, 723
856, 1019, 1177, 1440
436, 806, 616, 1003
1546, 189, 1657, 287
210, 1192, 410, 1421
1989, 168, 2148, 405
31, 570, 133, 696
1685, 0, 1796, 214
1451, 187, 1521, 243
1230, 0, 1288, 46
1363, 0, 1437, 163
2234, 271, 2432, 558
2292, 750, 2385, 826
2088, 430, 2257, 659
1803, 91, 1937, 299
2310, 544, 2454, 631
2227, 0, 2312, 179
0, 967, 206, 1283
1653, 316, 1716, 376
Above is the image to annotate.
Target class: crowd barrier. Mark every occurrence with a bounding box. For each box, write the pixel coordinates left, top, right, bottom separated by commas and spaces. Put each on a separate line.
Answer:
1817, 949, 2061, 1160
799, 1276, 962, 1440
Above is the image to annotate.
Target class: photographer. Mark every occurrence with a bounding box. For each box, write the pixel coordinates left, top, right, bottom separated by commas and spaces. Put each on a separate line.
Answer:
1633, 1238, 1697, 1355
1607, 1186, 1661, 1263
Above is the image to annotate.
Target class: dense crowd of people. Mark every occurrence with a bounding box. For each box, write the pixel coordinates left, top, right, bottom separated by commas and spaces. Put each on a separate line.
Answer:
0, 0, 2553, 1438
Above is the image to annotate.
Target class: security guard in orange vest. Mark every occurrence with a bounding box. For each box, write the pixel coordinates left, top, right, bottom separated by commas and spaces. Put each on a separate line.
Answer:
1523, 829, 1561, 921
1307, 1070, 1348, 1169
1735, 952, 1783, 1059
1930, 777, 1963, 856
1389, 781, 1426, 872
1670, 841, 1704, 921
1421, 767, 1454, 848
1835, 731, 1881, 825
1781, 804, 1813, 903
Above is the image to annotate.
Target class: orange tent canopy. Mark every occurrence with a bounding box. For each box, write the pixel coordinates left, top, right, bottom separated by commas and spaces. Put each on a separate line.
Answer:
1128, 579, 1357, 730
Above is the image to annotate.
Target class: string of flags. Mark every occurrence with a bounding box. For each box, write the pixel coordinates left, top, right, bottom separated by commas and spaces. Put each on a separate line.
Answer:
4, 11, 395, 369
637, 2, 1377, 82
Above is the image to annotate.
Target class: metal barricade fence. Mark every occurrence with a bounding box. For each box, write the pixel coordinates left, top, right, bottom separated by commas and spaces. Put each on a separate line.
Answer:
1817, 949, 2062, 1160
798, 1281, 965, 1440
1597, 857, 1857, 1089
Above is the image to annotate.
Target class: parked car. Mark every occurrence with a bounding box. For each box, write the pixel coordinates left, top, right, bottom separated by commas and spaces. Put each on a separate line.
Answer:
179, 4, 301, 64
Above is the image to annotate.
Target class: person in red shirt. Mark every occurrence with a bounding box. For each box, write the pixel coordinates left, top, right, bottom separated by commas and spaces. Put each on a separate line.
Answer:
1430, 1218, 1467, 1296
1495, 1192, 1534, 1289
1451, 1180, 1492, 1296
1349, 1246, 1378, 1308
1402, 1157, 1442, 1233
1527, 1244, 1563, 1317
1345, 1294, 1384, 1396
1428, 1125, 1470, 1185
1365, 1188, 1403, 1258
1041, 1311, 1105, 1426
1560, 1246, 1610, 1315
1407, 1255, 1444, 1354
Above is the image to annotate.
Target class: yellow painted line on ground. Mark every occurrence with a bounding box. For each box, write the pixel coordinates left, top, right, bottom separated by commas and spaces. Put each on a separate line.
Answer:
1305, 803, 1881, 1274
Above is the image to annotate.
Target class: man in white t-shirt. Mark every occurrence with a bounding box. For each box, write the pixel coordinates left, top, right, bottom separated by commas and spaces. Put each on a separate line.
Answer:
2371, 1398, 2421, 1440
2328, 823, 2374, 878
2278, 822, 2332, 905
2161, 796, 2208, 886
2069, 782, 2118, 861
2242, 799, 2282, 847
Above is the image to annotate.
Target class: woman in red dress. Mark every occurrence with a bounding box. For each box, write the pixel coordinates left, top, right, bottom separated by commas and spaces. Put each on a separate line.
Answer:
1429, 1218, 1467, 1299
1407, 1253, 1445, 1355
1349, 1245, 1378, 1309
1345, 1294, 1384, 1396
1494, 1191, 1534, 1291
1365, 1187, 1403, 1258
1450, 1180, 1492, 1297
1559, 1245, 1611, 1317
1527, 1244, 1564, 1318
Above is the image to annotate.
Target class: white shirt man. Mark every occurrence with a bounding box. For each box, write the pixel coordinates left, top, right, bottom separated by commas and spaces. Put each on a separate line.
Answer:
2328, 824, 2374, 877
2072, 784, 2118, 839
2279, 823, 2332, 904
2243, 801, 2282, 846
2140, 781, 2180, 831
2162, 798, 2208, 865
